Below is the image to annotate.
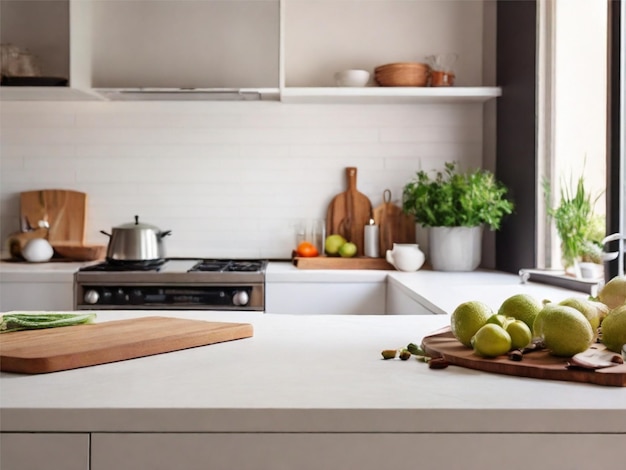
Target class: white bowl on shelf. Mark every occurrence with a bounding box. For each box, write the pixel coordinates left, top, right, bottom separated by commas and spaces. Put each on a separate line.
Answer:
334, 69, 370, 87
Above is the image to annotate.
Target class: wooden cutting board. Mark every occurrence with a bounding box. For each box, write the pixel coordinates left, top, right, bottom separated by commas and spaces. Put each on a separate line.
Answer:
326, 167, 372, 256
422, 328, 626, 387
293, 256, 393, 270
372, 189, 416, 255
0, 317, 253, 374
20, 189, 87, 244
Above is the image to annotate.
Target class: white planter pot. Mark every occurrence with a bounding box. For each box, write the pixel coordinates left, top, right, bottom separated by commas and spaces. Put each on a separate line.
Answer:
428, 226, 483, 271
578, 262, 604, 279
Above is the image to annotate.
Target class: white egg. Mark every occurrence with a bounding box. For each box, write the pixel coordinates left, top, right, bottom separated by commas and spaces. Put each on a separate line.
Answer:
22, 238, 54, 262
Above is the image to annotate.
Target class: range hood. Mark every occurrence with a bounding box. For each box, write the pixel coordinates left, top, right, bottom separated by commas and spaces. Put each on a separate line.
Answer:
95, 88, 280, 101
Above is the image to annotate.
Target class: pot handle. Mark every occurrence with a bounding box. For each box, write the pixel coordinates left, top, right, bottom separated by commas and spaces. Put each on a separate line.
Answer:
100, 230, 111, 237
160, 230, 172, 238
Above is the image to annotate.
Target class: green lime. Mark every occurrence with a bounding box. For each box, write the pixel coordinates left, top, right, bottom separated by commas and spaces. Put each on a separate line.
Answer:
533, 304, 594, 357
559, 297, 607, 331
450, 301, 493, 348
497, 293, 543, 331
338, 242, 357, 258
471, 324, 512, 358
598, 276, 626, 309
486, 314, 512, 329
505, 320, 533, 350
325, 234, 347, 256
601, 304, 626, 353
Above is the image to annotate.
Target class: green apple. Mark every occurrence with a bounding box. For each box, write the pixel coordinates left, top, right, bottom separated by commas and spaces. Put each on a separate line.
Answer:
325, 234, 347, 256
338, 242, 357, 258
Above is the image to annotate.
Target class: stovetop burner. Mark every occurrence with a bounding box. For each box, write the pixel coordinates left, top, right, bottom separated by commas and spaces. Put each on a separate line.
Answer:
79, 258, 166, 272
189, 260, 264, 273
78, 258, 266, 274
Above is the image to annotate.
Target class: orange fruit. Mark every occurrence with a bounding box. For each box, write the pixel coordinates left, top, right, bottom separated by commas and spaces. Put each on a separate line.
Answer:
296, 241, 319, 257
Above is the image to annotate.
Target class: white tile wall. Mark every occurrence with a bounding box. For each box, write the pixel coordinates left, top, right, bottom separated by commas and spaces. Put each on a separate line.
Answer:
0, 101, 485, 259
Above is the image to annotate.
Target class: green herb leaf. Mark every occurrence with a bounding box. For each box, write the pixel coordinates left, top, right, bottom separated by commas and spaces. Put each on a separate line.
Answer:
402, 162, 514, 230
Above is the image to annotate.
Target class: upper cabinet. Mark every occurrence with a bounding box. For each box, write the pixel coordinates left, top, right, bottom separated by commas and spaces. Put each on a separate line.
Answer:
0, 0, 70, 79
1, 0, 500, 103
0, 0, 99, 100
91, 0, 279, 97
1, 0, 280, 101
0, 0, 95, 100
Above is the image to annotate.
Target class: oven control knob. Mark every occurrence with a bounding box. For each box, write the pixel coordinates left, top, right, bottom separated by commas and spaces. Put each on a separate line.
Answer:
232, 290, 249, 306
100, 289, 113, 304
84, 289, 99, 305
129, 289, 144, 305
114, 288, 128, 305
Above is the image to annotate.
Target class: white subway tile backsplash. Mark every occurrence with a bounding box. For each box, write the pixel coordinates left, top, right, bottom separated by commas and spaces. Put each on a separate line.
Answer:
74, 144, 241, 159
76, 112, 243, 129
1, 101, 486, 257
379, 125, 483, 143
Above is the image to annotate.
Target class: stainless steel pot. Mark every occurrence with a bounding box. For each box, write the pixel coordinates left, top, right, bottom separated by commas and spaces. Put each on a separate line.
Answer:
100, 215, 171, 261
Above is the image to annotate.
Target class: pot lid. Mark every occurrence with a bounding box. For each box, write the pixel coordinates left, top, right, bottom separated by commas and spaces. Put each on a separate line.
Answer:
115, 215, 161, 231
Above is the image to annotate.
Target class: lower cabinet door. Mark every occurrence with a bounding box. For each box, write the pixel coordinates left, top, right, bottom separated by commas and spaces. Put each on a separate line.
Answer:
0, 282, 74, 311
265, 282, 386, 314
0, 433, 89, 470
91, 432, 625, 470
386, 281, 439, 314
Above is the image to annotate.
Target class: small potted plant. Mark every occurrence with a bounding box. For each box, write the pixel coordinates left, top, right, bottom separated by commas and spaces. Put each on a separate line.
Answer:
544, 173, 605, 278
402, 161, 514, 271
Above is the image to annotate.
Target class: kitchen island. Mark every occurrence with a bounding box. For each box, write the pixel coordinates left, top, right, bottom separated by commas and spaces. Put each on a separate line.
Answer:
1, 311, 624, 469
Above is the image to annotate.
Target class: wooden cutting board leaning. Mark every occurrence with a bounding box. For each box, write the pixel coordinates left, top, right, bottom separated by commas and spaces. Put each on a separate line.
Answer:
0, 316, 253, 374
372, 189, 416, 255
20, 189, 87, 243
422, 328, 626, 387
326, 167, 372, 256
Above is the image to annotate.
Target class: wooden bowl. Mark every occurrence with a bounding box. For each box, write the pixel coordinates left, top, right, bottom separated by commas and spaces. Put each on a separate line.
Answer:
52, 243, 107, 261
374, 62, 430, 87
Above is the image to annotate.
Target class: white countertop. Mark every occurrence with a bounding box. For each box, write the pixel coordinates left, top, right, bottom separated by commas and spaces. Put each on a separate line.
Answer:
1, 310, 625, 434
0, 259, 97, 282
1, 260, 590, 316
267, 262, 589, 314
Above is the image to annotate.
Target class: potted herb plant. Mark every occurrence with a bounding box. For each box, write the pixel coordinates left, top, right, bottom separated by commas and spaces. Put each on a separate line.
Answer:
544, 173, 605, 278
402, 161, 514, 271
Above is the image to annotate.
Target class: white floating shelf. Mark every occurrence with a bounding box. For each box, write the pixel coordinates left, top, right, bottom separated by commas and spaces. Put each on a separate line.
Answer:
0, 86, 502, 104
280, 86, 502, 104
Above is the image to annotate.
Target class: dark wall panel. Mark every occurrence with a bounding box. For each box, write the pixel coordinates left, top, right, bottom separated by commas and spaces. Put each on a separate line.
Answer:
607, 0, 624, 279
495, 0, 537, 273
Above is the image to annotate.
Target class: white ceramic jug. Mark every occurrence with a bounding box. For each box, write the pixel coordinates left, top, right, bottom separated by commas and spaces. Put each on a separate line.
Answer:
385, 243, 425, 272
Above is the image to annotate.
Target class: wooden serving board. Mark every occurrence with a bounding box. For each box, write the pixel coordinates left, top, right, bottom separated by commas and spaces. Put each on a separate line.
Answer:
293, 256, 393, 270
326, 167, 372, 256
0, 317, 253, 374
372, 189, 416, 254
20, 189, 87, 244
422, 328, 626, 387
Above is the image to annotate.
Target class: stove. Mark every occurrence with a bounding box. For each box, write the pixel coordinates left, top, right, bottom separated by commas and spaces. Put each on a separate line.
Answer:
74, 259, 267, 311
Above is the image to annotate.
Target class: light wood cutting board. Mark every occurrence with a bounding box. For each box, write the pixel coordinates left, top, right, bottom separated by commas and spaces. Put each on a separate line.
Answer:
292, 256, 393, 270
326, 167, 372, 256
0, 317, 253, 374
422, 328, 626, 387
372, 189, 416, 255
20, 189, 87, 244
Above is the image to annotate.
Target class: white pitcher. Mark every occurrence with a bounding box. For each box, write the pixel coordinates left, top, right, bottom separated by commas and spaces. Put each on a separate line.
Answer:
385, 243, 425, 272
